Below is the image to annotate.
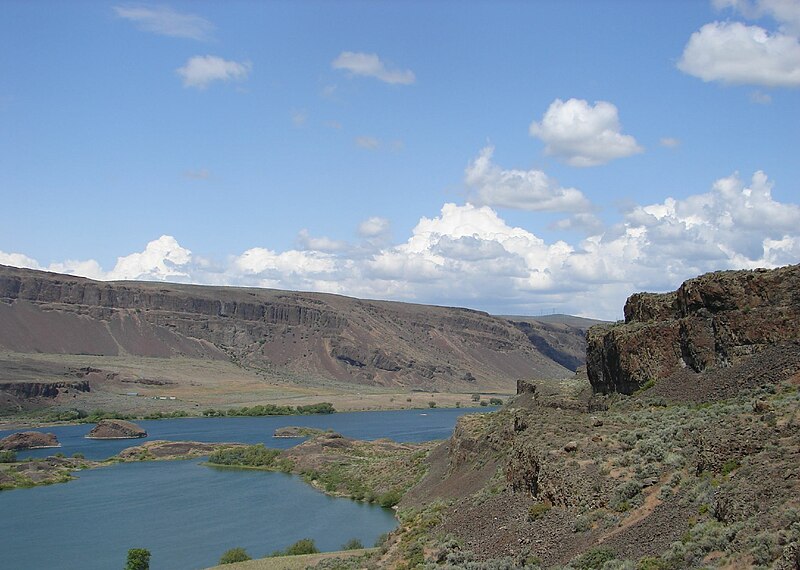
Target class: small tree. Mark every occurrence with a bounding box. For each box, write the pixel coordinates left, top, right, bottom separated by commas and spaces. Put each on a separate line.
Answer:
471, 393, 481, 402
428, 401, 436, 408
219, 547, 251, 564
285, 538, 319, 555
125, 548, 150, 570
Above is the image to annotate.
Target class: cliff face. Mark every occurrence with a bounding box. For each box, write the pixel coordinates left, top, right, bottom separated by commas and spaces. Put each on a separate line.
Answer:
587, 264, 800, 394
0, 265, 570, 391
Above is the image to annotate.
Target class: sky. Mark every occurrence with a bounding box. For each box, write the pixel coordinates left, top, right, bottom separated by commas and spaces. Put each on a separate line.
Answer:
1, 0, 799, 320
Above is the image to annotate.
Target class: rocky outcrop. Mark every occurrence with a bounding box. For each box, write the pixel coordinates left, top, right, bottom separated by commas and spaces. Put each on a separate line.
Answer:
115, 440, 239, 461
0, 431, 60, 450
85, 419, 147, 439
587, 264, 800, 394
0, 380, 90, 399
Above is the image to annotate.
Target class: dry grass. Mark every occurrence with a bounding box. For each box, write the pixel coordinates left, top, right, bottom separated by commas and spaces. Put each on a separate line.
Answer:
0, 352, 509, 427
204, 548, 377, 569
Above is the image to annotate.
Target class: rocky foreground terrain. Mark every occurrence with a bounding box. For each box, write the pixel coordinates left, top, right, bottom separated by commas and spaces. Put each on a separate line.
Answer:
0, 265, 589, 415
288, 264, 800, 569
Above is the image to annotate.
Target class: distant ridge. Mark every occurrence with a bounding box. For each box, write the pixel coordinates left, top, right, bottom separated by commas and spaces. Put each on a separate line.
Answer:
0, 264, 574, 411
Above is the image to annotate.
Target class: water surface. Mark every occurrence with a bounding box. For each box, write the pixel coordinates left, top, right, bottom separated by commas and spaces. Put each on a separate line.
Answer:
0, 407, 493, 569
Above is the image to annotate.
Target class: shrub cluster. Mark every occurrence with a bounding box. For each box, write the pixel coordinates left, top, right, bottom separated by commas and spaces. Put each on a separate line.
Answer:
203, 402, 335, 417
207, 444, 282, 468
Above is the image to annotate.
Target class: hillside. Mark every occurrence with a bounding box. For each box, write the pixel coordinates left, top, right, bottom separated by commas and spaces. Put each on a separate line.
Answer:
371, 263, 800, 568
504, 314, 609, 372
0, 265, 571, 414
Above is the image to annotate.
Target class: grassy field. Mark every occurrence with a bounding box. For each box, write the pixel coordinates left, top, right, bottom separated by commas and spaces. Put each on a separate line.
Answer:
205, 548, 377, 569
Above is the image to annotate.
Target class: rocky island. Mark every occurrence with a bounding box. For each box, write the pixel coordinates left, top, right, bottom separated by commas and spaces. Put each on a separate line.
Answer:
272, 426, 326, 438
85, 419, 147, 439
0, 431, 60, 451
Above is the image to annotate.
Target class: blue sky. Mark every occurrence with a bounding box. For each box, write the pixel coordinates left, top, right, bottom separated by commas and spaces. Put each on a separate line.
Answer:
1, 0, 799, 319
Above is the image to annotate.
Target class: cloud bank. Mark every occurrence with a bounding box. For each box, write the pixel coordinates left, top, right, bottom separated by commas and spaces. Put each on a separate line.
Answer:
3, 172, 798, 320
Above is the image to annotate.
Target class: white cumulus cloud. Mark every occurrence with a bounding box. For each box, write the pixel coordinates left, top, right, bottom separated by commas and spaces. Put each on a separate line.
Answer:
358, 217, 391, 239
0, 251, 41, 270
465, 146, 591, 212
297, 229, 347, 252
529, 98, 643, 167
107, 235, 194, 281
176, 56, 251, 89
332, 52, 415, 85
114, 5, 214, 41
678, 21, 800, 87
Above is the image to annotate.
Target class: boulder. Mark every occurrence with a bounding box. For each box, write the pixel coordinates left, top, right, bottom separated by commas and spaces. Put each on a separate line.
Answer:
86, 419, 147, 439
0, 431, 60, 450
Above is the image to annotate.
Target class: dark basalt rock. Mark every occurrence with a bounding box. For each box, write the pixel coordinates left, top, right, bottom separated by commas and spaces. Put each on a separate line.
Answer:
86, 419, 147, 439
0, 431, 60, 450
587, 264, 800, 394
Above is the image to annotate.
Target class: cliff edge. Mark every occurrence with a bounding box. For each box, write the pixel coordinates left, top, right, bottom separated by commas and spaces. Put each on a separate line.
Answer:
586, 264, 800, 394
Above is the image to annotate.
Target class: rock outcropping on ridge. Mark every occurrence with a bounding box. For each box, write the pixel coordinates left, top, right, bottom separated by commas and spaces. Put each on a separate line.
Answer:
586, 264, 800, 394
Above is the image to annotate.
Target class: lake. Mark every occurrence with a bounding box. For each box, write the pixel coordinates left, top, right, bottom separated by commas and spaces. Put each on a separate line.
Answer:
0, 407, 493, 569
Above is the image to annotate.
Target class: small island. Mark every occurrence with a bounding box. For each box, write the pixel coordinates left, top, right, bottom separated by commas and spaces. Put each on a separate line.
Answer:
0, 431, 60, 451
85, 419, 147, 440
273, 426, 326, 438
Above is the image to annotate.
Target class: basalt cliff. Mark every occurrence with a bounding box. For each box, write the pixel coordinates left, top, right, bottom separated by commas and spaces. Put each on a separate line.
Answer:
0, 265, 578, 411
586, 264, 800, 395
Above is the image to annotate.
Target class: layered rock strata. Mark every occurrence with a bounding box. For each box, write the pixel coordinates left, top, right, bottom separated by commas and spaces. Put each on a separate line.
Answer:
587, 264, 800, 394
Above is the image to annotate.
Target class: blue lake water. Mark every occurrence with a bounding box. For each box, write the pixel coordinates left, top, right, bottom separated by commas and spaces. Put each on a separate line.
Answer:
0, 407, 493, 569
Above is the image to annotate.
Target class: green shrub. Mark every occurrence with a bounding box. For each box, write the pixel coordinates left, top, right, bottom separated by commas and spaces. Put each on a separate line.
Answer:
378, 489, 403, 508
125, 548, 151, 570
610, 480, 643, 512
479, 401, 488, 407
428, 401, 436, 408
489, 398, 503, 406
721, 459, 740, 475
571, 547, 616, 569
208, 444, 280, 467
471, 394, 481, 402
0, 450, 16, 463
636, 558, 669, 570
341, 538, 364, 550
635, 379, 656, 393
297, 402, 335, 414
219, 547, 251, 564
281, 538, 319, 556
527, 502, 551, 521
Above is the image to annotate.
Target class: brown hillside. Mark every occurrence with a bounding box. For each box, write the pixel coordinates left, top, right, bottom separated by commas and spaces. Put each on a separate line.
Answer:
0, 265, 571, 410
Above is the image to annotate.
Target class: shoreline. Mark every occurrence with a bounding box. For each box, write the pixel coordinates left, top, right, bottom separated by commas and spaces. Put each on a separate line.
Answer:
0, 399, 503, 432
